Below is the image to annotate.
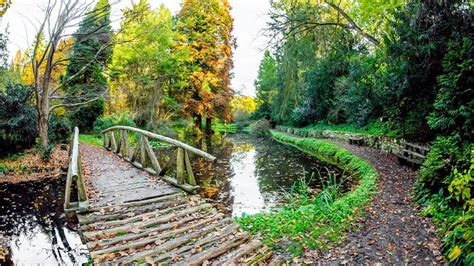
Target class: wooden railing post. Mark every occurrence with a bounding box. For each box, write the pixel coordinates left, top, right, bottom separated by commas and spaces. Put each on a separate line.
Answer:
64, 127, 89, 218
110, 131, 117, 152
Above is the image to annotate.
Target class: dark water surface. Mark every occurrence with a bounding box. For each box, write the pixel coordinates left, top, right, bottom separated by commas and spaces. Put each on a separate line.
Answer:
0, 178, 88, 265
187, 134, 341, 217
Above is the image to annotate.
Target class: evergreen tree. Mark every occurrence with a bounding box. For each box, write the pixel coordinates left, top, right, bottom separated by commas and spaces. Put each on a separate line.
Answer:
253, 50, 277, 120
64, 0, 113, 131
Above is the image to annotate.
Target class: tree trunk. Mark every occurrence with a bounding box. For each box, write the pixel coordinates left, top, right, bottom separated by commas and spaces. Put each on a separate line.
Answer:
194, 114, 202, 131
205, 117, 212, 135
38, 111, 49, 148
38, 94, 50, 148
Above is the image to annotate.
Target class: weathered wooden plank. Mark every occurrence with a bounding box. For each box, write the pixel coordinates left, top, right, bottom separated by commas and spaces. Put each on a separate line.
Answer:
87, 215, 200, 251
82, 203, 213, 240
78, 192, 184, 215
152, 223, 242, 264
90, 212, 224, 258
82, 201, 191, 230
110, 217, 233, 264
78, 198, 187, 225
177, 232, 251, 265
220, 239, 263, 264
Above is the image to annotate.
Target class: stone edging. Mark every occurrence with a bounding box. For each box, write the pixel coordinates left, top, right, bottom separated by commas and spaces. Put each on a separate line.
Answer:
275, 125, 405, 155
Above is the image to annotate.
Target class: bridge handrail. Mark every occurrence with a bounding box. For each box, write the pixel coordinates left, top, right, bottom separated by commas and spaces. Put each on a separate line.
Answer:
64, 127, 89, 216
102, 126, 216, 162
101, 125, 216, 193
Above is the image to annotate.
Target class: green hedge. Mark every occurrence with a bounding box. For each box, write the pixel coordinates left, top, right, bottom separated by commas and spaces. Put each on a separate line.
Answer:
237, 131, 378, 255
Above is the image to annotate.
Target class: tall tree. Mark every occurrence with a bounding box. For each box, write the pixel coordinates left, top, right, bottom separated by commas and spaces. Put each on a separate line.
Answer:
254, 50, 277, 120
177, 0, 235, 134
109, 1, 186, 128
64, 0, 113, 131
25, 0, 122, 148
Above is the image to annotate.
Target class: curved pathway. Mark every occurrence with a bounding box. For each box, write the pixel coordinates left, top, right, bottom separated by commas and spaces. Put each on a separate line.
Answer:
303, 140, 444, 264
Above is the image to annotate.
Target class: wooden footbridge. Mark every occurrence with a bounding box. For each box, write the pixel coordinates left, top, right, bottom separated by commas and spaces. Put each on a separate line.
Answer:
64, 126, 274, 265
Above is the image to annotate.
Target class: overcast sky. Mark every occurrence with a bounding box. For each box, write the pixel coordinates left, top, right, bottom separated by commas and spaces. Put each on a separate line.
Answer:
0, 0, 271, 96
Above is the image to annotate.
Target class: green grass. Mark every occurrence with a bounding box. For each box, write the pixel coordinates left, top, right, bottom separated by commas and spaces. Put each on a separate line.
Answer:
79, 134, 103, 148
236, 131, 378, 255
212, 121, 237, 134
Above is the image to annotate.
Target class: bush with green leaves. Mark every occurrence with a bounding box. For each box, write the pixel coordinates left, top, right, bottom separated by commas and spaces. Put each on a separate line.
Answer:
48, 115, 71, 144
416, 137, 473, 263
0, 83, 37, 155
93, 112, 136, 133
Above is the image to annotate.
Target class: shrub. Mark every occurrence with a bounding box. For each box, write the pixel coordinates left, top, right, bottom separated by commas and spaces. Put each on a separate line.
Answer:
0, 83, 37, 155
250, 119, 271, 138
67, 98, 105, 132
416, 137, 473, 263
48, 115, 71, 144
93, 112, 136, 133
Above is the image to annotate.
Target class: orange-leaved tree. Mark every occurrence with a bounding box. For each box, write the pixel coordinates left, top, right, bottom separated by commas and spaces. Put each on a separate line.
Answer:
177, 0, 235, 134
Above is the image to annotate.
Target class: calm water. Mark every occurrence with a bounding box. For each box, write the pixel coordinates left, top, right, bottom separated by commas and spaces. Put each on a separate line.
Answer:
187, 134, 341, 217
0, 178, 88, 265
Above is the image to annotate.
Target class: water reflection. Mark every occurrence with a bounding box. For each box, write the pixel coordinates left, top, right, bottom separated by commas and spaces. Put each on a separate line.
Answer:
0, 178, 88, 265
189, 134, 341, 217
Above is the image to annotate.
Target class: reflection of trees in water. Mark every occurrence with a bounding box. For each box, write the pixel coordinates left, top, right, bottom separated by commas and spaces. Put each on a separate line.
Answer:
0, 179, 86, 264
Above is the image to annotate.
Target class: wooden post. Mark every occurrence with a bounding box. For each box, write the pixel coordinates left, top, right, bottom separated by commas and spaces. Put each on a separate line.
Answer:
110, 131, 117, 152
184, 150, 196, 186
140, 137, 148, 168
64, 165, 73, 210
143, 137, 161, 173
102, 133, 108, 148
130, 134, 142, 163
120, 129, 131, 158
176, 148, 185, 185
114, 131, 121, 155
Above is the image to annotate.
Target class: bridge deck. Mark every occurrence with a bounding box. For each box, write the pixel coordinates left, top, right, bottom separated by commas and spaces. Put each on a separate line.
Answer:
77, 144, 273, 264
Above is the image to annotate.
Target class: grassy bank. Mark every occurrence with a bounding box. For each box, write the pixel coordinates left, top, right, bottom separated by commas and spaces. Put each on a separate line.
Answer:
237, 131, 378, 255
79, 134, 103, 148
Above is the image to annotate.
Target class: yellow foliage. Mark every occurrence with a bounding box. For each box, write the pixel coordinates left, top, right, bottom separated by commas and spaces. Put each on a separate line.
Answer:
16, 37, 73, 86
448, 246, 461, 261
231, 96, 257, 114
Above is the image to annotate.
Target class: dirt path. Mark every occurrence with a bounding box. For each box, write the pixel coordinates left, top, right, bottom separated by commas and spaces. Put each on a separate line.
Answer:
303, 140, 444, 264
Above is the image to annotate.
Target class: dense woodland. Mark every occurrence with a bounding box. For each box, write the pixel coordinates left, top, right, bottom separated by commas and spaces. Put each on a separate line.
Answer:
252, 0, 473, 261
0, 0, 473, 263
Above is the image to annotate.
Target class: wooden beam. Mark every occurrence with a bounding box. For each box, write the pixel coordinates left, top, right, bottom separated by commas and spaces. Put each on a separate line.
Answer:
184, 150, 196, 186
109, 131, 117, 152
176, 148, 185, 185
102, 126, 216, 161
143, 136, 161, 173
